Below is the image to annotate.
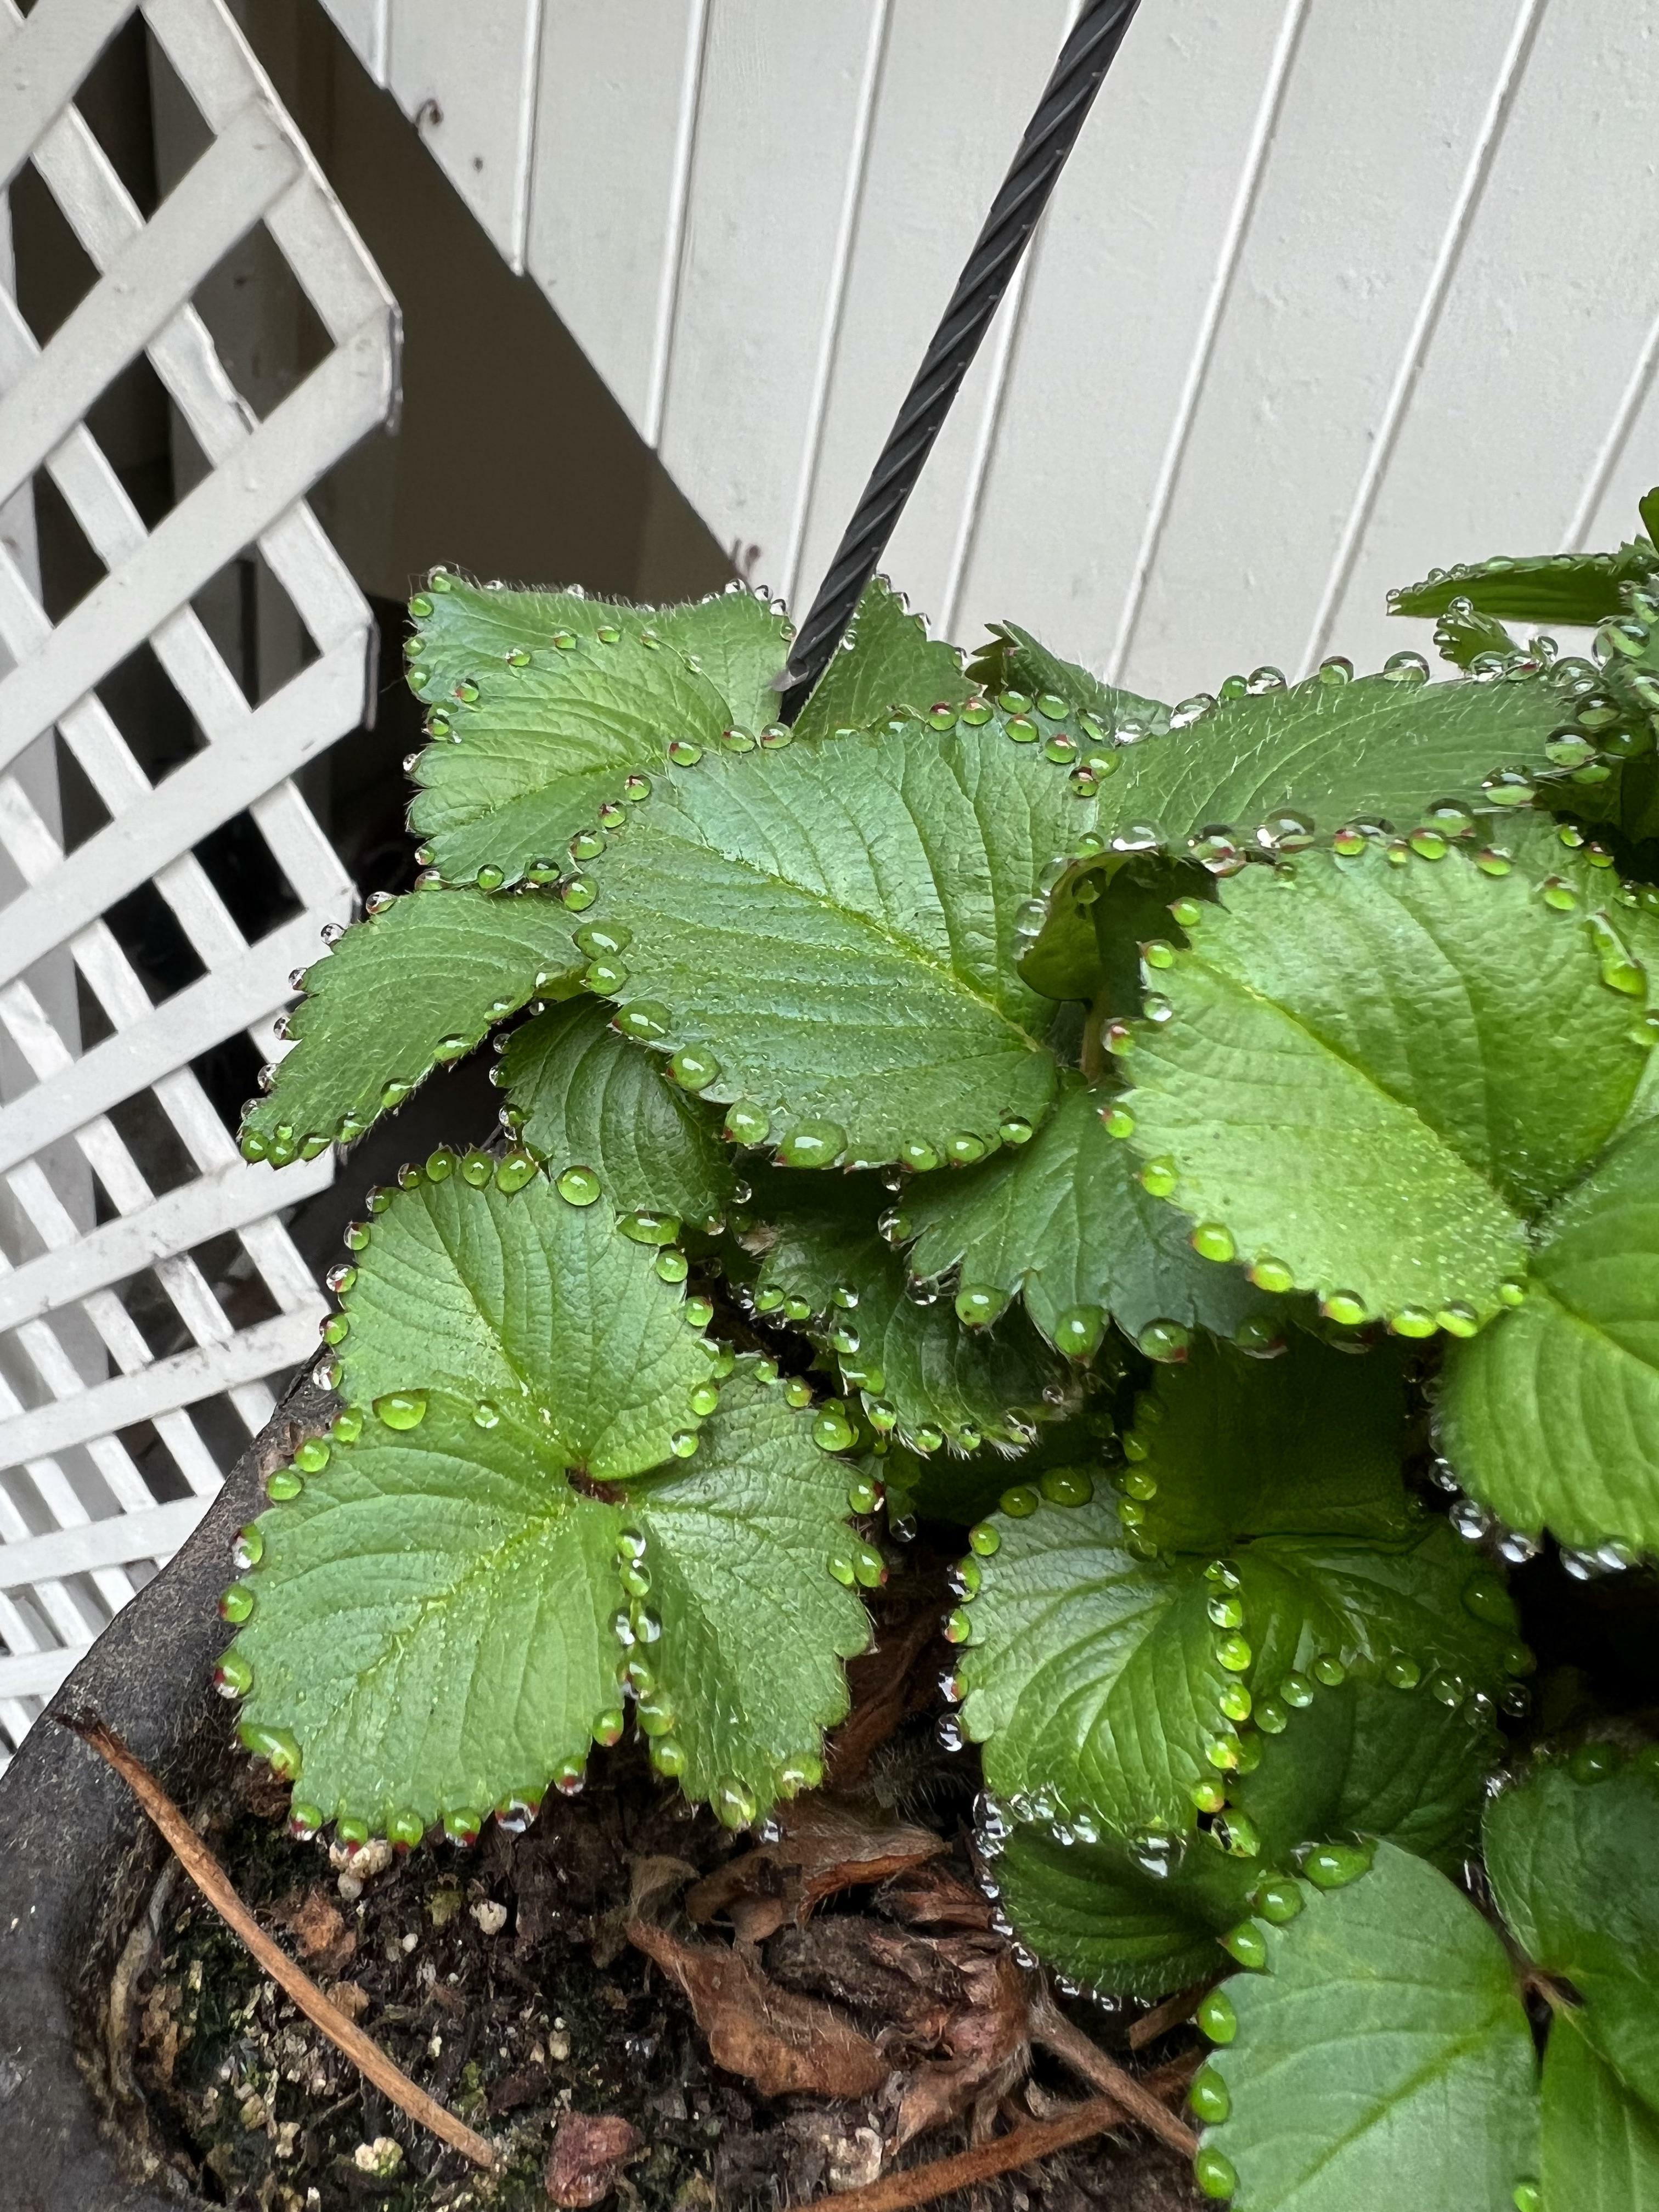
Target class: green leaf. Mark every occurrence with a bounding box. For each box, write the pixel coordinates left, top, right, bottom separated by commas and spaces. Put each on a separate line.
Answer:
966, 620, 1171, 737
335, 1169, 714, 1479
992, 1679, 1494, 2000
1484, 1756, 1659, 2117
501, 999, 735, 1229
407, 577, 738, 889
900, 1076, 1276, 1357
1018, 667, 1576, 1001
1201, 1842, 1539, 2212
792, 577, 973, 744
1440, 1119, 1659, 1557
1122, 1336, 1414, 1556
239, 889, 583, 1161
955, 1415, 1513, 1849
652, 589, 792, 731
1542, 2017, 1659, 2212
229, 1358, 868, 1835
1432, 603, 1520, 672
573, 707, 1099, 1167
955, 1480, 1516, 1849
955, 1489, 1239, 1839
1124, 840, 1649, 1329
1389, 545, 1658, 625
746, 1169, 1069, 1453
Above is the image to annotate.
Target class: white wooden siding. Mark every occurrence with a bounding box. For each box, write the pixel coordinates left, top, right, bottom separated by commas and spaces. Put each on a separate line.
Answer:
324, 0, 1659, 695
0, 0, 397, 1768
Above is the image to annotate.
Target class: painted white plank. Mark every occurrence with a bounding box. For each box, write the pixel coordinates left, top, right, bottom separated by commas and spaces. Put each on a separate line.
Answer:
1576, 318, 1659, 558
385, 0, 543, 270
946, 1, 1304, 684
0, 1499, 207, 1594
0, 645, 362, 986
1323, 0, 1659, 676
1108, 1, 1534, 693
144, 0, 398, 342
0, 321, 393, 774
525, 0, 702, 437
0, 1643, 89, 1702
0, 1153, 332, 1337
0, 97, 300, 508
0, 912, 325, 1177
315, 0, 389, 83
656, 0, 882, 584
789, 0, 1072, 627
0, 1309, 317, 1469
0, 0, 133, 189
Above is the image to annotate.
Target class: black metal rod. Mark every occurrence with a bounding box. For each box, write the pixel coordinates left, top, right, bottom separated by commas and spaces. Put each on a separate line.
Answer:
777, 0, 1144, 723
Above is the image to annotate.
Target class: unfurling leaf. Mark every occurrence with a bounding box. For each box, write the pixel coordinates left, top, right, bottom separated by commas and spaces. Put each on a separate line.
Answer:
1389, 544, 1658, 626
792, 577, 974, 743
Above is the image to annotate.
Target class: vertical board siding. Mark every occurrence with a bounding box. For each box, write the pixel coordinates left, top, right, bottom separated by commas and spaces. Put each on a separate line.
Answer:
336, 0, 1659, 676
385, 0, 543, 268
654, 0, 882, 584
949, 2, 1302, 689
1114, 0, 1530, 698
526, 0, 703, 438
789, 0, 1070, 630
1323, 0, 1659, 674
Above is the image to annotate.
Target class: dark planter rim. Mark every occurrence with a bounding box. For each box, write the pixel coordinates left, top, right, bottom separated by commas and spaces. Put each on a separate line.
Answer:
0, 1375, 335, 2212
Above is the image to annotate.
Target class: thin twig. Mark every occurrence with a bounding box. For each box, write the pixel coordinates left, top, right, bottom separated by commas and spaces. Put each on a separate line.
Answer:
804, 2096, 1127, 2212
1128, 1979, 1210, 2051
1027, 1989, 1198, 2158
59, 1713, 494, 2171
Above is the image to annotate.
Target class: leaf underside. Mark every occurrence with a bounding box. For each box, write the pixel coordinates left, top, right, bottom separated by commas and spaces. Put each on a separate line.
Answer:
1441, 1119, 1659, 1555
572, 708, 1099, 1166
501, 998, 735, 1228
240, 889, 582, 1159
1124, 840, 1647, 1325
900, 1076, 1276, 1353
1388, 545, 1656, 625
1204, 1843, 1539, 2212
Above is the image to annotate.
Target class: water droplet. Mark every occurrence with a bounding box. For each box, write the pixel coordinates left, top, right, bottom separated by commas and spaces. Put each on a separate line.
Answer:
1282, 1672, 1315, 1708
1320, 1290, 1369, 1328
954, 1283, 1006, 1328
238, 1722, 302, 1780
778, 1122, 845, 1169
495, 1149, 536, 1193
1383, 650, 1429, 685
1049, 1304, 1105, 1362
1436, 1301, 1480, 1338
1190, 1221, 1236, 1265
1569, 1739, 1623, 1785
1312, 1654, 1345, 1687
1386, 1653, 1422, 1690
1221, 1920, 1268, 1970
1197, 1989, 1238, 2045
1304, 1839, 1373, 1888
373, 1391, 427, 1431
1137, 1319, 1190, 1362
619, 1210, 681, 1246
812, 1404, 857, 1453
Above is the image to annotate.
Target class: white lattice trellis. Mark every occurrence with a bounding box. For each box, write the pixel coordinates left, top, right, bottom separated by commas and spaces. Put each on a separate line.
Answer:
0, 0, 398, 1768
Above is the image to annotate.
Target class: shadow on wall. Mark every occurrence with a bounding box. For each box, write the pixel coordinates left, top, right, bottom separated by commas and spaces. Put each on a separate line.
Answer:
231, 0, 736, 894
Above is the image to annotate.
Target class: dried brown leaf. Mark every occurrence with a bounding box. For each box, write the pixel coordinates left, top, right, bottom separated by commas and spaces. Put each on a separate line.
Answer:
890, 1946, 1031, 2150
686, 1799, 943, 1929
628, 1922, 889, 2100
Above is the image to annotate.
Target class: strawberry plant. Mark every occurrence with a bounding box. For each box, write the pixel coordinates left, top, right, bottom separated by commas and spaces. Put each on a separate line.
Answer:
229, 496, 1659, 2205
